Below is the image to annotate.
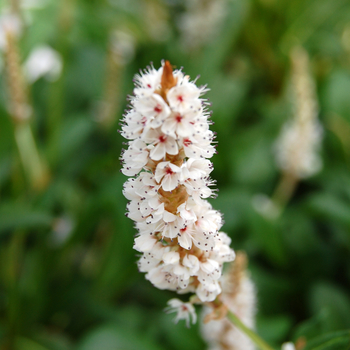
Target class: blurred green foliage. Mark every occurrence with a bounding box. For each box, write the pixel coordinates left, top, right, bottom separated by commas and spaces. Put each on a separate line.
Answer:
1, 0, 350, 349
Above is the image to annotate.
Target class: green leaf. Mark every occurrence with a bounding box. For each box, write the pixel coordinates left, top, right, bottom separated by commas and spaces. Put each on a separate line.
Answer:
15, 337, 49, 350
24, 333, 72, 350
292, 311, 329, 342
48, 115, 94, 166
0, 202, 53, 234
158, 312, 206, 350
309, 282, 350, 331
212, 188, 251, 232
0, 156, 12, 187
256, 314, 293, 345
302, 330, 350, 350
281, 209, 320, 254
196, 0, 250, 79
231, 127, 276, 186
250, 264, 293, 315
77, 324, 163, 350
305, 193, 350, 228
248, 209, 287, 266
323, 70, 350, 123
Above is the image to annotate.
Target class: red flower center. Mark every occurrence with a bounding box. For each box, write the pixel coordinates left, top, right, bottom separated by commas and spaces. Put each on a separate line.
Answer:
175, 114, 183, 123
165, 167, 174, 175
154, 105, 162, 113
183, 138, 192, 147
159, 135, 166, 143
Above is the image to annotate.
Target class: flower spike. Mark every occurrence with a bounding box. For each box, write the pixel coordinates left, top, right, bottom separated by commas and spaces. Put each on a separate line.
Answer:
121, 61, 235, 324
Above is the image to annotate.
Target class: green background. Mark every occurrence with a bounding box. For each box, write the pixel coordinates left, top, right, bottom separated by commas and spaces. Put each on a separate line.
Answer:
1, 0, 350, 349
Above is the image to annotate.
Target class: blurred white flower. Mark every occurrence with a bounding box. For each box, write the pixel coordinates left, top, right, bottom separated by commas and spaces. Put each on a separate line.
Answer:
24, 45, 62, 83
201, 252, 256, 350
281, 342, 296, 350
142, 0, 170, 42
21, 0, 49, 9
178, 0, 226, 51
252, 193, 280, 219
274, 46, 322, 179
49, 216, 74, 247
110, 29, 136, 65
0, 13, 22, 50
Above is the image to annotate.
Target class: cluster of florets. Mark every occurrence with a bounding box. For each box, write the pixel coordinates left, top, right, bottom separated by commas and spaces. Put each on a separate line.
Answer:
120, 61, 235, 315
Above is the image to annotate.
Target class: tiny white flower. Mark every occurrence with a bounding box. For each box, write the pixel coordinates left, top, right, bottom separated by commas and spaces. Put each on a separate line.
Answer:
162, 215, 185, 240
161, 107, 199, 138
133, 94, 171, 128
121, 110, 147, 140
177, 203, 197, 222
134, 65, 162, 97
181, 158, 213, 180
144, 128, 179, 160
121, 140, 149, 176
166, 299, 197, 327
154, 161, 181, 191
167, 84, 201, 113
196, 280, 222, 302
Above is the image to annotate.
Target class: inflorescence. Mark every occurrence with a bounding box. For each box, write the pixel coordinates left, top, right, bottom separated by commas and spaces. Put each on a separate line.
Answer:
120, 60, 235, 325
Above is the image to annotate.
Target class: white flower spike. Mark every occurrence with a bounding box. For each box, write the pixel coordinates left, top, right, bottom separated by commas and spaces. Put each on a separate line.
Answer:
121, 61, 235, 323
275, 46, 322, 179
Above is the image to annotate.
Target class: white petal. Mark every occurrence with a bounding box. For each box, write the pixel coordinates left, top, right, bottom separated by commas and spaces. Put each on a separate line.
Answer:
178, 232, 192, 250
165, 138, 179, 155
161, 176, 178, 191
133, 235, 157, 252
183, 254, 199, 274
163, 211, 177, 222
150, 143, 166, 161
163, 251, 180, 265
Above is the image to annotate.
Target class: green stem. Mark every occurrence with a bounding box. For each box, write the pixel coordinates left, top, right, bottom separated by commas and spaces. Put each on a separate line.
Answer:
47, 0, 76, 165
14, 122, 49, 190
270, 171, 298, 216
227, 310, 276, 350
5, 230, 25, 349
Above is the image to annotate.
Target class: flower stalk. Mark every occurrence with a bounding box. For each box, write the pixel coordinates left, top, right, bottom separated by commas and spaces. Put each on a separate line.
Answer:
97, 30, 135, 129
4, 22, 49, 190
